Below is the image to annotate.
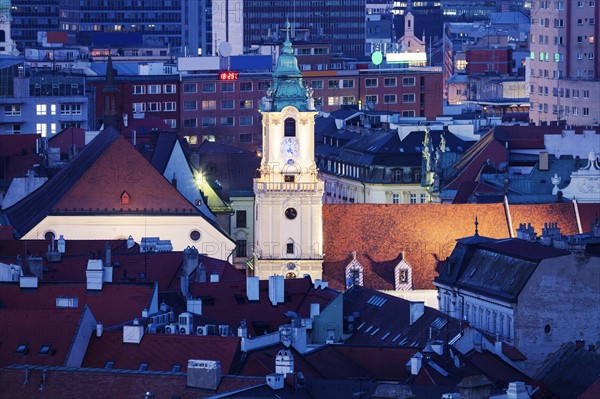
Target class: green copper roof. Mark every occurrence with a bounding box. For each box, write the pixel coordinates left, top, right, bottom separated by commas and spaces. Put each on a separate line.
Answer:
260, 20, 315, 113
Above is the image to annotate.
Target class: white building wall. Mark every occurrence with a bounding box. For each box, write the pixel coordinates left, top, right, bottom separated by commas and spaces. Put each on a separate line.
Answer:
22, 214, 235, 260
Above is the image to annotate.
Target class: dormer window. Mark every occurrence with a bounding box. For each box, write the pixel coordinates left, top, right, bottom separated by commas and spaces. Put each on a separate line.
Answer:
284, 118, 296, 137
395, 259, 413, 290
120, 191, 130, 205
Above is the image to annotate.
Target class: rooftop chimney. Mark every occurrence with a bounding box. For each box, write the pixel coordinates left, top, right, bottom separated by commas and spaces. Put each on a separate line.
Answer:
96, 322, 103, 338
57, 235, 66, 253
180, 273, 190, 298
275, 349, 294, 376
506, 381, 531, 399
195, 262, 206, 283
410, 302, 425, 325
28, 256, 44, 279
183, 246, 199, 277
516, 223, 536, 241
104, 242, 111, 267
187, 360, 221, 390
86, 259, 104, 290
269, 275, 285, 306
123, 319, 144, 344
410, 352, 423, 375
246, 276, 260, 301
457, 374, 493, 399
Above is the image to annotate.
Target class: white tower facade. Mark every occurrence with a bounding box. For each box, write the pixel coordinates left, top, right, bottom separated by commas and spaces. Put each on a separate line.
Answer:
253, 21, 323, 281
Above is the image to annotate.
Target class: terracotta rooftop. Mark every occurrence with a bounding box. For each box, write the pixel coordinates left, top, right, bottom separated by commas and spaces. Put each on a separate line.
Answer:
0, 365, 265, 399
3, 127, 204, 238
322, 202, 582, 290
188, 277, 338, 337
0, 282, 155, 328
0, 239, 244, 290
0, 308, 83, 368
82, 331, 242, 373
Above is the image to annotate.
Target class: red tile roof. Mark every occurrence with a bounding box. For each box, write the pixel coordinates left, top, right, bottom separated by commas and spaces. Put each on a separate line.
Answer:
322, 203, 582, 290
0, 239, 244, 290
48, 127, 86, 155
53, 133, 196, 212
508, 203, 580, 237
189, 278, 338, 337
0, 309, 83, 368
82, 331, 242, 373
0, 366, 265, 399
579, 377, 600, 399
0, 282, 154, 328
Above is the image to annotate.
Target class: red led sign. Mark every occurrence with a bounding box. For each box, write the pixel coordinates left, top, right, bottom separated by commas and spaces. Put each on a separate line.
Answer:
219, 71, 239, 80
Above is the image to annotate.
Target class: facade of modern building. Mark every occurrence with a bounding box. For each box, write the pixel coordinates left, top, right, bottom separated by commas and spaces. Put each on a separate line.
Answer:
89, 65, 443, 150
243, 0, 365, 57
10, 0, 211, 56
529, 0, 600, 126
9, 0, 61, 51
0, 58, 90, 135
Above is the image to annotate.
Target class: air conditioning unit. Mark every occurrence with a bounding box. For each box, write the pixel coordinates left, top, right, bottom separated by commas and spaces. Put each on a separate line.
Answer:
180, 325, 192, 335
165, 323, 179, 334
197, 325, 208, 336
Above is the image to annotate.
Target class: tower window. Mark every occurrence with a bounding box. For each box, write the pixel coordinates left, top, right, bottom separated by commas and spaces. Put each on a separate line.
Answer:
284, 175, 295, 183
284, 118, 296, 137
286, 243, 294, 254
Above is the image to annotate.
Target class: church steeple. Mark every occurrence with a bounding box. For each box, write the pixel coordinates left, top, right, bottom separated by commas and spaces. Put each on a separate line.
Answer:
260, 20, 315, 113
101, 56, 121, 130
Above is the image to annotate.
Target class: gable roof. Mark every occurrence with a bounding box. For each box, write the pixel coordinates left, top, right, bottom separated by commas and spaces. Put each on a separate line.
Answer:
322, 202, 582, 291
4, 127, 205, 238
0, 282, 155, 328
82, 331, 242, 373
48, 127, 86, 155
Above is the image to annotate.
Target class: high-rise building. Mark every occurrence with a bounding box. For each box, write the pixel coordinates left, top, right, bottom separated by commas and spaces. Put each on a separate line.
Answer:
243, 0, 365, 57
10, 0, 60, 51
10, 0, 212, 56
529, 0, 600, 126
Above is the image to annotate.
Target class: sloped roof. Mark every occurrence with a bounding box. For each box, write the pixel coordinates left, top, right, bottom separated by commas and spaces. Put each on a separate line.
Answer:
48, 127, 86, 155
150, 132, 180, 174
4, 127, 204, 237
0, 239, 244, 291
342, 285, 462, 348
0, 308, 84, 368
322, 203, 581, 291
0, 134, 42, 182
82, 331, 242, 373
0, 282, 154, 328
535, 342, 600, 399
188, 278, 338, 338
0, 365, 265, 399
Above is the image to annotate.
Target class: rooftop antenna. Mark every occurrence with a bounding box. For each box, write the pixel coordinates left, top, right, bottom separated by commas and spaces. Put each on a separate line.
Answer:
474, 216, 479, 236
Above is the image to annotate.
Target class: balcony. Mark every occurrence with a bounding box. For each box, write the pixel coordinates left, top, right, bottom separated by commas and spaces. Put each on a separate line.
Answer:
254, 181, 323, 193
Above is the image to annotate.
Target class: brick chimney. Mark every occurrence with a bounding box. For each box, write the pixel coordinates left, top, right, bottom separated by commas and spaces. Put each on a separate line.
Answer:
457, 375, 493, 399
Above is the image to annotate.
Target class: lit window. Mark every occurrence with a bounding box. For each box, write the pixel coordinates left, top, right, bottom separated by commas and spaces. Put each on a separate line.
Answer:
36, 104, 47, 115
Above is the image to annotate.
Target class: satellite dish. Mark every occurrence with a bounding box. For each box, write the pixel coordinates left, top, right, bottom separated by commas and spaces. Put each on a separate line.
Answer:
371, 50, 383, 65
218, 42, 232, 57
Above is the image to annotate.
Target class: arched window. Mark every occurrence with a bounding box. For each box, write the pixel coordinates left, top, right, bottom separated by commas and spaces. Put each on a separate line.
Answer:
284, 118, 296, 137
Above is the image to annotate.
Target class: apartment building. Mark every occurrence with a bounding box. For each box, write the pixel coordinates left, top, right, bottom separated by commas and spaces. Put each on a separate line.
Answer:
529, 0, 600, 125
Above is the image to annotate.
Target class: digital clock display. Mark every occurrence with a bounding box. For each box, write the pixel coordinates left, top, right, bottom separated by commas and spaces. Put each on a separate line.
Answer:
219, 71, 239, 80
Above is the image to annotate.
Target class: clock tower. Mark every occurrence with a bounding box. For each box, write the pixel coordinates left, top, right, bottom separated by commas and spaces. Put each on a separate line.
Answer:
253, 21, 324, 281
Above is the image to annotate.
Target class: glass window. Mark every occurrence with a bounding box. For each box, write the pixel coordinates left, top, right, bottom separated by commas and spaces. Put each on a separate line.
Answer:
183, 118, 197, 127
239, 99, 253, 109
202, 117, 216, 126
236, 210, 247, 228
133, 85, 145, 94
402, 77, 416, 86
220, 116, 234, 126
239, 116, 253, 126
365, 78, 378, 87
221, 82, 234, 92
328, 80, 339, 89
36, 104, 47, 115
240, 82, 252, 91
202, 83, 215, 92
148, 102, 160, 112
384, 94, 396, 104
402, 93, 415, 103
163, 84, 176, 93
221, 99, 234, 109
384, 77, 396, 87
183, 100, 197, 110
163, 102, 176, 111
202, 100, 216, 110
311, 80, 323, 89
183, 83, 197, 93
148, 84, 161, 94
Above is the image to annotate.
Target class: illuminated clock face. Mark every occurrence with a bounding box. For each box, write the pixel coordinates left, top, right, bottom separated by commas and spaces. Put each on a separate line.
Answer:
285, 207, 297, 220
282, 137, 299, 159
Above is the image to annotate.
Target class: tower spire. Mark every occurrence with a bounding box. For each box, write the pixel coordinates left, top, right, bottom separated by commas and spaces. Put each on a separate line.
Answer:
474, 216, 479, 236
